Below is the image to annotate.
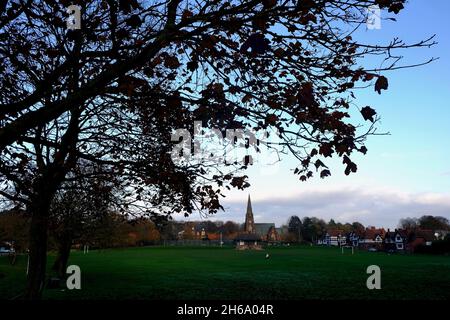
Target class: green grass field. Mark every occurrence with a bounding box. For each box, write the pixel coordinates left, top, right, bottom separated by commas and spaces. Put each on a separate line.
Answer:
1, 246, 449, 300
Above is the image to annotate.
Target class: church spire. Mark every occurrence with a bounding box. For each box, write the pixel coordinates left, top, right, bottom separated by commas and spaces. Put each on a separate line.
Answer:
245, 194, 255, 234
246, 194, 252, 214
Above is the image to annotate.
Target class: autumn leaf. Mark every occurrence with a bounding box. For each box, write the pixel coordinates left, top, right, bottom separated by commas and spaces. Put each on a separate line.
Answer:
363, 73, 375, 81
265, 114, 278, 126
375, 0, 391, 7
320, 169, 331, 179
242, 93, 252, 103
119, 0, 140, 13
296, 0, 315, 12
164, 55, 180, 69
263, 0, 277, 9
253, 16, 268, 31
126, 15, 141, 28
300, 13, 317, 25
182, 10, 193, 21
298, 82, 314, 106
388, 3, 404, 14
344, 162, 357, 175
46, 48, 59, 58
343, 155, 357, 175
230, 176, 250, 190
374, 75, 388, 94
274, 48, 285, 58
360, 106, 377, 122
314, 159, 327, 170
240, 33, 270, 54
302, 158, 310, 167
319, 143, 334, 158
186, 59, 198, 72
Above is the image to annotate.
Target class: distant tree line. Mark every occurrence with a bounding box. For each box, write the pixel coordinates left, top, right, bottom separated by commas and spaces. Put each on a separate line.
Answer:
284, 215, 365, 243
282, 215, 450, 244
398, 216, 450, 231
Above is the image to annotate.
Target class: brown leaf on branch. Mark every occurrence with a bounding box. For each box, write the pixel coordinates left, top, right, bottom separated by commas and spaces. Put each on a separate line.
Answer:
360, 106, 377, 122
240, 33, 270, 54
320, 169, 331, 179
375, 76, 389, 94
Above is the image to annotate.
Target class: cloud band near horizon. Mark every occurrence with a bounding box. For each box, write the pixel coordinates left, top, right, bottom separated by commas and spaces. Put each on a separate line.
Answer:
177, 188, 450, 230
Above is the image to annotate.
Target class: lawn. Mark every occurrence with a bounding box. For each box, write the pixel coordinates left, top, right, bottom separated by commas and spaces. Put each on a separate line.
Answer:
1, 245, 449, 300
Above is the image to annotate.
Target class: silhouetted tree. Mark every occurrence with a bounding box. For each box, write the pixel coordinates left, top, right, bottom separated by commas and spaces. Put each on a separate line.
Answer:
49, 165, 117, 278
302, 216, 327, 242
288, 215, 302, 242
398, 217, 419, 230
221, 221, 239, 237
418, 216, 449, 231
351, 222, 365, 234
0, 209, 30, 252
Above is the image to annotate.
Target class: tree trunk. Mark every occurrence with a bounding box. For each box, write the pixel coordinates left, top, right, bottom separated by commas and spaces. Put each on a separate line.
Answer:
52, 235, 72, 279
23, 166, 65, 300
23, 196, 51, 299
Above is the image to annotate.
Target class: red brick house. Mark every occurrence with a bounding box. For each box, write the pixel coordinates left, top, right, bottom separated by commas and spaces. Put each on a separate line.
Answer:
408, 229, 435, 252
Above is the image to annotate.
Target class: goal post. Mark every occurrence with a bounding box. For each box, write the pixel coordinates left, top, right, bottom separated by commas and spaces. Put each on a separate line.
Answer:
341, 246, 354, 255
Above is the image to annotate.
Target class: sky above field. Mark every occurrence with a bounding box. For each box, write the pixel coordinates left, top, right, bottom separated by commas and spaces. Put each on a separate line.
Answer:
178, 0, 450, 229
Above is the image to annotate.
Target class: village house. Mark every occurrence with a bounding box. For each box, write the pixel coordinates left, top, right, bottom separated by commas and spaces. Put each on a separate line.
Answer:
406, 229, 435, 252
193, 223, 208, 240
384, 229, 408, 251
359, 227, 385, 250
346, 231, 360, 247
434, 229, 449, 240
322, 229, 346, 246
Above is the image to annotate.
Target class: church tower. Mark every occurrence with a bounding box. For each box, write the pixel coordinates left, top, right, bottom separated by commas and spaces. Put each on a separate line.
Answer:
244, 194, 255, 234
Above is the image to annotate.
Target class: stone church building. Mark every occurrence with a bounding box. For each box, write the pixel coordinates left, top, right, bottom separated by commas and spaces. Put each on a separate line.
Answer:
235, 195, 281, 249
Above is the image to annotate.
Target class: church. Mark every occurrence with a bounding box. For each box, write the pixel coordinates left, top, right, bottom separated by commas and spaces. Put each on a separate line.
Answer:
235, 195, 281, 250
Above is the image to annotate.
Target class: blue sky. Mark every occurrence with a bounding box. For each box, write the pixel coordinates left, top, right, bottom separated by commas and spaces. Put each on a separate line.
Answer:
179, 1, 450, 229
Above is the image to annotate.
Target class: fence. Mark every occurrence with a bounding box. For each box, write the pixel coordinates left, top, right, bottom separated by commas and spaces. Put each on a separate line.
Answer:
160, 239, 235, 247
